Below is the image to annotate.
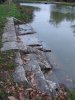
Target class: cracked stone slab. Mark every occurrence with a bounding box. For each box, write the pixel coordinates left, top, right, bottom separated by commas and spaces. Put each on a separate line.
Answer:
1, 42, 18, 51
41, 42, 51, 52
1, 41, 27, 51
17, 41, 27, 51
13, 65, 28, 82
19, 35, 41, 46
4, 17, 16, 32
2, 17, 17, 42
2, 32, 16, 42
15, 24, 35, 35
13, 52, 28, 84
24, 47, 52, 70
21, 53, 51, 95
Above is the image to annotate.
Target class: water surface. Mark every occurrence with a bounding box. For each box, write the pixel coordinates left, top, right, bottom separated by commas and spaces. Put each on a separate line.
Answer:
21, 3, 75, 81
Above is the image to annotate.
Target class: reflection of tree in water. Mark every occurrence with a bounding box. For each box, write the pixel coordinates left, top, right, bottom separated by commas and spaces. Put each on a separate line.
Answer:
71, 25, 75, 35
50, 4, 75, 26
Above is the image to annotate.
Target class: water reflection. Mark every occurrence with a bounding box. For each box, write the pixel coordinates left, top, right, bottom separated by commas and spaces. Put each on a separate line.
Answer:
50, 4, 75, 26
71, 24, 75, 35
21, 3, 75, 82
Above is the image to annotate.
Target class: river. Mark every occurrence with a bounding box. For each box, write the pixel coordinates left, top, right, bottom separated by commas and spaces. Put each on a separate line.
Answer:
20, 3, 75, 87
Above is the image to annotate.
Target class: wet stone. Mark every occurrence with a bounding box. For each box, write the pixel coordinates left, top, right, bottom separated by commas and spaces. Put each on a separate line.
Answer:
15, 26, 35, 35
41, 42, 51, 52
15, 24, 35, 35
18, 35, 41, 46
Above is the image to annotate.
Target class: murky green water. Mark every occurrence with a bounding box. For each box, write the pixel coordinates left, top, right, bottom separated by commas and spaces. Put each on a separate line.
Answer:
21, 3, 75, 80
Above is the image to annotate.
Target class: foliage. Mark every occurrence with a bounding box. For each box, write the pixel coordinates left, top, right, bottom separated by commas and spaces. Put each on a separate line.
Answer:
69, 89, 75, 100
13, 0, 75, 3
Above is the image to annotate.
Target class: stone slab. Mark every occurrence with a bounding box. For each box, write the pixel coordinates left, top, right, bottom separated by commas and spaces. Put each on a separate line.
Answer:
22, 53, 51, 95
15, 24, 35, 35
2, 17, 17, 43
13, 52, 28, 83
1, 41, 27, 51
2, 32, 16, 42
19, 35, 41, 46
1, 42, 18, 51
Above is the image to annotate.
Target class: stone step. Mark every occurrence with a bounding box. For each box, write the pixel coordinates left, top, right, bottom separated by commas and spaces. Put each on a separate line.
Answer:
20, 52, 51, 95
15, 24, 35, 35
13, 52, 28, 85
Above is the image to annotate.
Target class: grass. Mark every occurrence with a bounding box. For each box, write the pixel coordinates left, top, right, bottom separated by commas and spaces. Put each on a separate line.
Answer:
0, 3, 8, 48
0, 2, 35, 22
0, 50, 16, 70
8, 3, 35, 22
69, 89, 75, 100
54, 2, 75, 6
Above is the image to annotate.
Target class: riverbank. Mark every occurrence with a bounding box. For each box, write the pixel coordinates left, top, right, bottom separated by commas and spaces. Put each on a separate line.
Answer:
0, 1, 75, 99
0, 16, 71, 100
15, 0, 75, 6
0, 2, 36, 70
0, 2, 36, 99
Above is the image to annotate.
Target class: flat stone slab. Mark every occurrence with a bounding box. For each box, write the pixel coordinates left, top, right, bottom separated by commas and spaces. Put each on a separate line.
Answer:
3, 17, 16, 42
1, 41, 27, 51
15, 24, 35, 35
19, 35, 41, 46
1, 42, 18, 51
4, 17, 15, 32
2, 32, 16, 42
41, 42, 51, 52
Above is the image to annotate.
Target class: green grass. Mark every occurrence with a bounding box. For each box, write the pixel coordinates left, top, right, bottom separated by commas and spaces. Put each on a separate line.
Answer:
0, 2, 35, 27
54, 2, 75, 6
0, 50, 16, 70
0, 3, 8, 48
69, 89, 75, 100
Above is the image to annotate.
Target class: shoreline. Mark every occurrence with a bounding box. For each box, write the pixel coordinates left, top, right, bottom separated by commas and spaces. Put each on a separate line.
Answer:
19, 1, 75, 6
